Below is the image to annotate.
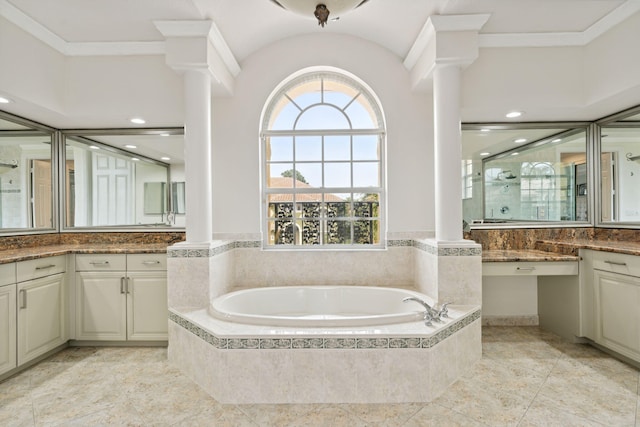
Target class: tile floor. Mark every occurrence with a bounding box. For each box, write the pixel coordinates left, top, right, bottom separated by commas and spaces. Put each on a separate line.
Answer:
1, 326, 639, 426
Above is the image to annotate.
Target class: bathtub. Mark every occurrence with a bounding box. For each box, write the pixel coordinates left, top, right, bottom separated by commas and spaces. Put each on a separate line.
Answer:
208, 286, 431, 327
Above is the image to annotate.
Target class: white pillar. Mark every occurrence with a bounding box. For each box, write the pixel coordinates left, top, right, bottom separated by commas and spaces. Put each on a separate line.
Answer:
183, 69, 212, 243
433, 64, 463, 242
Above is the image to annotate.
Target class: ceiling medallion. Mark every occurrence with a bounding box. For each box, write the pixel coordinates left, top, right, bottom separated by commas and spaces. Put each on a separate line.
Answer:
270, 0, 369, 27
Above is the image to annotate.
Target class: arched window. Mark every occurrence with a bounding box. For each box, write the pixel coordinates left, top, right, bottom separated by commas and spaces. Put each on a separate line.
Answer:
261, 70, 385, 248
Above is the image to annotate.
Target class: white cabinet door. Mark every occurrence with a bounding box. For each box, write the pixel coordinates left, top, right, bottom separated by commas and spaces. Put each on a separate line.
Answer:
0, 284, 17, 375
75, 271, 127, 341
594, 269, 640, 361
17, 273, 66, 365
126, 271, 168, 341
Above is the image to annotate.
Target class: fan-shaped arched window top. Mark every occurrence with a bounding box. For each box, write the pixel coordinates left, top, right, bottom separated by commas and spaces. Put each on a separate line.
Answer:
261, 70, 385, 248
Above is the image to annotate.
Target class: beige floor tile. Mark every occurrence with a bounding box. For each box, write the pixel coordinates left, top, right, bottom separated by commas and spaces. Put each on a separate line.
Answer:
434, 377, 532, 427
461, 358, 547, 400
518, 397, 608, 427
0, 393, 35, 427
286, 404, 368, 427
536, 376, 637, 426
342, 403, 424, 426
403, 402, 486, 427
0, 327, 639, 427
236, 404, 318, 426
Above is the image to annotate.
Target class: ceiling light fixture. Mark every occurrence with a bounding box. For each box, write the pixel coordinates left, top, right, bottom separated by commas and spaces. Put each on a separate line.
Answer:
270, 0, 369, 27
552, 138, 562, 143
480, 128, 491, 133
0, 96, 11, 104
514, 138, 527, 143
130, 118, 146, 124
506, 111, 523, 118
161, 156, 171, 161
480, 152, 491, 156
511, 152, 519, 156
125, 144, 137, 149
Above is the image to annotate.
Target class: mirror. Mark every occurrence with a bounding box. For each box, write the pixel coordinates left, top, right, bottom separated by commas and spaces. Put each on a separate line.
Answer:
0, 112, 55, 234
462, 125, 589, 226
599, 124, 640, 224
62, 130, 185, 229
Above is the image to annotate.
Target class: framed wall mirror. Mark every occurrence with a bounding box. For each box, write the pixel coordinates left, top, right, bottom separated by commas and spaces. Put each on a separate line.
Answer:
598, 106, 640, 227
0, 111, 56, 235
462, 123, 590, 227
61, 129, 185, 230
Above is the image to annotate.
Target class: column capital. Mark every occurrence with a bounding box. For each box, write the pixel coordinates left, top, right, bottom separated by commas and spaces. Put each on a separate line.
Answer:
404, 14, 490, 91
154, 20, 240, 95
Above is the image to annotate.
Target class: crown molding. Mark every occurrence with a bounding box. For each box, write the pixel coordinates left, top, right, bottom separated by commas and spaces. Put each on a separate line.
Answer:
0, 1, 240, 77
406, 0, 640, 64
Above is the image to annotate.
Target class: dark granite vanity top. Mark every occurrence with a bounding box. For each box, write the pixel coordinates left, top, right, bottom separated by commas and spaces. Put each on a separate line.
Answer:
482, 249, 579, 262
0, 243, 170, 264
0, 232, 183, 265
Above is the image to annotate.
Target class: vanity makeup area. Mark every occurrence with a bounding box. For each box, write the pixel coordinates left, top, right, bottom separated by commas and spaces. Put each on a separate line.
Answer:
464, 106, 640, 366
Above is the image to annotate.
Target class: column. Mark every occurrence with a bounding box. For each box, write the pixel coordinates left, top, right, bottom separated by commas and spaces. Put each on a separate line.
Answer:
433, 64, 463, 242
183, 69, 212, 243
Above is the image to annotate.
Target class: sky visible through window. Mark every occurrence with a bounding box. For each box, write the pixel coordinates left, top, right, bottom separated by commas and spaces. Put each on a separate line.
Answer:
268, 91, 381, 189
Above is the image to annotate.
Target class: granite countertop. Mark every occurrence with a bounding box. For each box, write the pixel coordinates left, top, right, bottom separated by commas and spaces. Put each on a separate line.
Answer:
536, 239, 640, 257
0, 243, 169, 264
482, 249, 580, 262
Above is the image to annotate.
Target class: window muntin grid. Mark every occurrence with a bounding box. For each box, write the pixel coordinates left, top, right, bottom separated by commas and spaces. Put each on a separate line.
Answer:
261, 71, 385, 248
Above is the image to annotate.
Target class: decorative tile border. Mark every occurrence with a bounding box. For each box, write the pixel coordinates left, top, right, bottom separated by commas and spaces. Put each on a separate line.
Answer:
167, 241, 260, 258
168, 239, 480, 258
169, 309, 481, 351
412, 240, 482, 257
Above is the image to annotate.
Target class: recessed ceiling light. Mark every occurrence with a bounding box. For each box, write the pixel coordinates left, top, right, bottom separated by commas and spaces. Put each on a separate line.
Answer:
552, 138, 562, 143
161, 156, 171, 161
131, 157, 140, 161
511, 152, 519, 156
124, 144, 137, 149
514, 138, 527, 143
506, 111, 523, 118
0, 96, 11, 104
130, 117, 146, 124
480, 152, 491, 156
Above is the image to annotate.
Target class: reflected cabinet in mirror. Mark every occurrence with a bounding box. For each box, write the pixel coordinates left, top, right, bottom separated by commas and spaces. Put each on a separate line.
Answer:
599, 107, 640, 225
462, 124, 589, 226
62, 131, 185, 229
0, 112, 55, 234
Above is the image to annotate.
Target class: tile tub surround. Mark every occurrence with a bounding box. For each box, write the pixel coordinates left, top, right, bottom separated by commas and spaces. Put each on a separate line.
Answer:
168, 307, 481, 404
167, 238, 483, 403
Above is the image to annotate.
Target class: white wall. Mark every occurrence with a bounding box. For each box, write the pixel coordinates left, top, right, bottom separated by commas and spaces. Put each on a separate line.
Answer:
211, 33, 434, 237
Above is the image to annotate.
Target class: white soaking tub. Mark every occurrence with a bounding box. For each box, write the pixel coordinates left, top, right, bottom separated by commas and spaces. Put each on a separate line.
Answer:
208, 285, 432, 327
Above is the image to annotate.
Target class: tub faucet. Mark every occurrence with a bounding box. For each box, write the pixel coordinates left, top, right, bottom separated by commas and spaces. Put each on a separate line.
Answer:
403, 297, 441, 326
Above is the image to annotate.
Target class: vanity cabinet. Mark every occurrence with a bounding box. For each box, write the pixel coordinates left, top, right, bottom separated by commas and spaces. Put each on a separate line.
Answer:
75, 253, 167, 341
585, 250, 640, 362
0, 263, 17, 376
16, 256, 67, 365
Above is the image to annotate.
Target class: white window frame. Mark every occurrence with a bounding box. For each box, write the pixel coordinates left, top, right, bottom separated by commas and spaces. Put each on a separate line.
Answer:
260, 70, 386, 249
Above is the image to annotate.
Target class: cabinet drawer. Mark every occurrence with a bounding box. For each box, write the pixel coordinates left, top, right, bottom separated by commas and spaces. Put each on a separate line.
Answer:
483, 261, 578, 276
76, 254, 126, 271
0, 263, 16, 286
16, 256, 66, 283
592, 252, 640, 278
127, 254, 167, 271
